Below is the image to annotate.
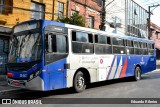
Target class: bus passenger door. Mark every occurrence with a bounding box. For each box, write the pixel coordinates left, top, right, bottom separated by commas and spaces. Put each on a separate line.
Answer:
45, 33, 68, 90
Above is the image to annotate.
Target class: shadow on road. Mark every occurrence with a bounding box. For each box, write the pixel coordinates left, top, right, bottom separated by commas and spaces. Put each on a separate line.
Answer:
1, 71, 160, 99
0, 77, 135, 99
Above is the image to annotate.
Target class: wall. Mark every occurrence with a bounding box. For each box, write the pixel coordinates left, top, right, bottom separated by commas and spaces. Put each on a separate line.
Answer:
0, 0, 30, 27
0, 0, 68, 27
70, 0, 102, 29
150, 22, 160, 65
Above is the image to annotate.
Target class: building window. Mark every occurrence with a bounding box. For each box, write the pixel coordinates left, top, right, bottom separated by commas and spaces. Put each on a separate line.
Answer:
0, 0, 13, 15
71, 10, 78, 16
93, 0, 102, 6
125, 0, 148, 38
58, 2, 64, 19
0, 0, 4, 14
30, 1, 45, 20
88, 16, 94, 28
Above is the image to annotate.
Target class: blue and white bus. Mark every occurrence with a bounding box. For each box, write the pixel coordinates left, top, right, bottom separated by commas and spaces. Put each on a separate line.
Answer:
7, 20, 156, 92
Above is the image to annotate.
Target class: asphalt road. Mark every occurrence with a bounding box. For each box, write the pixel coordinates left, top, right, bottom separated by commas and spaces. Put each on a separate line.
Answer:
1, 70, 160, 107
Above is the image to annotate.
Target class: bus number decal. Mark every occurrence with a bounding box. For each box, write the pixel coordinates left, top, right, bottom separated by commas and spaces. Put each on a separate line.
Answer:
20, 74, 27, 78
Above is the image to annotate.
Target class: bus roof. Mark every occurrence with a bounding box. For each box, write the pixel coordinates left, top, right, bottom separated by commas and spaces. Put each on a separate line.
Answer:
15, 20, 154, 43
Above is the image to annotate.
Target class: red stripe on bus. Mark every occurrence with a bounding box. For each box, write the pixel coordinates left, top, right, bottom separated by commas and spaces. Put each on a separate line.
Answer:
120, 57, 128, 78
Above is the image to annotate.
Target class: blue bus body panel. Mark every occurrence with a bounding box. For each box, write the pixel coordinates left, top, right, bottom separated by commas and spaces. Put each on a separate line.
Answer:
125, 55, 156, 77
40, 20, 67, 91
107, 55, 156, 80
8, 62, 42, 79
42, 59, 67, 91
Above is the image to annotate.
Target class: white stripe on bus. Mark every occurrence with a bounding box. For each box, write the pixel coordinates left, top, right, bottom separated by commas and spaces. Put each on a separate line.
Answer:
108, 56, 117, 80
114, 57, 122, 79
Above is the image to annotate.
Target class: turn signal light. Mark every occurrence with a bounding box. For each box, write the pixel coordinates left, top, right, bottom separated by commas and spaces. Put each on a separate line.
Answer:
7, 73, 13, 77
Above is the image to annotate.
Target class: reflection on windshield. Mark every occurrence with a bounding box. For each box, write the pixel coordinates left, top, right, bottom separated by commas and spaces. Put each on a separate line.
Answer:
9, 33, 42, 63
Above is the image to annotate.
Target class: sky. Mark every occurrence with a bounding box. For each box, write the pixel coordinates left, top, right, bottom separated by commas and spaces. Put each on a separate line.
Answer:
135, 0, 160, 26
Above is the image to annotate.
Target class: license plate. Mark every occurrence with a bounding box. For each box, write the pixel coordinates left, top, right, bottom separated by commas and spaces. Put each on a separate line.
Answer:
12, 81, 21, 86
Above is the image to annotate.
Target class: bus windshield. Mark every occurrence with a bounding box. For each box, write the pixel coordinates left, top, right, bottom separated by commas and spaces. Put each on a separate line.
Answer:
8, 31, 42, 63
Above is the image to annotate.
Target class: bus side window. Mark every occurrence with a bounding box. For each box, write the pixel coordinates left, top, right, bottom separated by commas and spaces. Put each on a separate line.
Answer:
45, 33, 67, 53
51, 35, 57, 52
133, 41, 138, 55
142, 42, 148, 55
126, 40, 134, 55
56, 35, 67, 53
45, 33, 68, 65
148, 43, 154, 55
45, 33, 53, 53
139, 42, 142, 55
107, 37, 111, 44
72, 31, 94, 54
112, 37, 125, 54
95, 35, 112, 54
98, 35, 107, 44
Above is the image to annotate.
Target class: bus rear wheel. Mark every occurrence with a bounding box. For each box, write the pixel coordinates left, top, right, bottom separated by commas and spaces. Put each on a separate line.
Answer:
73, 71, 86, 93
134, 66, 141, 81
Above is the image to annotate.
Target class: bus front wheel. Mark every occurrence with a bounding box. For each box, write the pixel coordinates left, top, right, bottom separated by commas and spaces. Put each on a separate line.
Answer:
134, 66, 141, 81
73, 71, 86, 93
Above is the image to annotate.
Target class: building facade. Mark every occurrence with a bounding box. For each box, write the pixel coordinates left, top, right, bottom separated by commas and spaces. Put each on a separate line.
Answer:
105, 0, 126, 33
0, 26, 11, 77
69, 0, 102, 29
150, 22, 160, 65
125, 0, 148, 38
0, 0, 68, 27
105, 0, 148, 38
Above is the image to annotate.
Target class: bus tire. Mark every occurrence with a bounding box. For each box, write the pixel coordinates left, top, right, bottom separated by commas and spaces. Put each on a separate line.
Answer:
134, 66, 141, 81
73, 71, 86, 93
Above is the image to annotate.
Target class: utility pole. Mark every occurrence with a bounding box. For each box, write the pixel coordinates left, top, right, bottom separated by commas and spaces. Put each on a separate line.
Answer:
148, 4, 160, 39
100, 0, 106, 31
113, 16, 117, 33
148, 6, 151, 38
52, 0, 55, 20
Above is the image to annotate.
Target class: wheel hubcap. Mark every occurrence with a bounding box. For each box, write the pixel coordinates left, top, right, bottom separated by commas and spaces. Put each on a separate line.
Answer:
77, 76, 85, 89
136, 68, 140, 80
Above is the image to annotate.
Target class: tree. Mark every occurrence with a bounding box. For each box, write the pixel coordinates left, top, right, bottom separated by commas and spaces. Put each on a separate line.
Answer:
57, 13, 85, 27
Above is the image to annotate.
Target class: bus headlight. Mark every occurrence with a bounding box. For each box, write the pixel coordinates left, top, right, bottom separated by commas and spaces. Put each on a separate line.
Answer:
35, 70, 41, 76
29, 74, 34, 80
28, 70, 42, 81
